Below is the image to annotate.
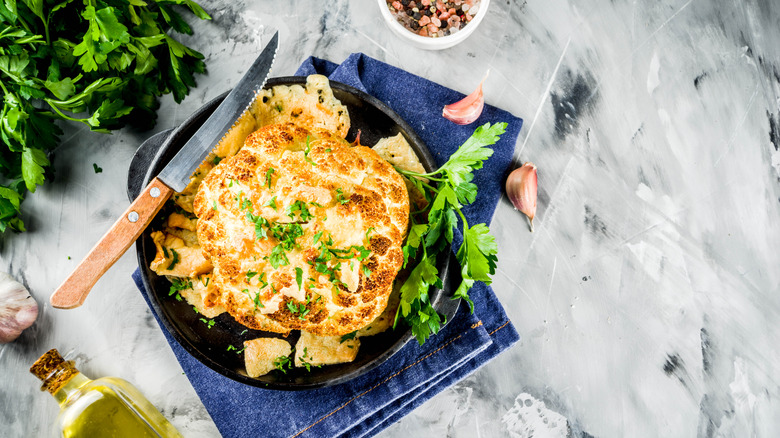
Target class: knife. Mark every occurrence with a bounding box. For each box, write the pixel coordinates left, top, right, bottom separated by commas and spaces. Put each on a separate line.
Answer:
50, 31, 279, 309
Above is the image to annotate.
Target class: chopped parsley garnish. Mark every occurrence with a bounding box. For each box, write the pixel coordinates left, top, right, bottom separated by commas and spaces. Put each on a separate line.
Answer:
328, 245, 370, 261
362, 264, 372, 278
212, 201, 217, 211
267, 245, 290, 268
313, 231, 323, 243
93, 163, 102, 174
309, 201, 324, 208
269, 223, 304, 250
227, 345, 245, 354
168, 278, 192, 297
303, 136, 317, 166
202, 277, 210, 287
265, 167, 276, 189
335, 188, 349, 204
274, 355, 292, 373
298, 347, 320, 372
241, 198, 253, 211
212, 156, 223, 165
340, 331, 357, 343
285, 200, 313, 222
286, 301, 298, 313
199, 318, 215, 329
246, 270, 258, 281
246, 212, 269, 240
259, 272, 269, 289
295, 267, 304, 290
167, 249, 180, 270
298, 305, 310, 320
264, 196, 278, 210
274, 103, 283, 112
253, 293, 264, 310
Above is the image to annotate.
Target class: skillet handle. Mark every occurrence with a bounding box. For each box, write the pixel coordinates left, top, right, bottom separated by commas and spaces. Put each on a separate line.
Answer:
50, 177, 173, 309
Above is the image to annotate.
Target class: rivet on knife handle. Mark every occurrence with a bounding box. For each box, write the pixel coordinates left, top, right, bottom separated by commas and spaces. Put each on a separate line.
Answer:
50, 177, 173, 309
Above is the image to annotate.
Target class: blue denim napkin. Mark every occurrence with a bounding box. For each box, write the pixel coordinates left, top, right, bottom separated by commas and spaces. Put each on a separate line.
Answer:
132, 53, 522, 438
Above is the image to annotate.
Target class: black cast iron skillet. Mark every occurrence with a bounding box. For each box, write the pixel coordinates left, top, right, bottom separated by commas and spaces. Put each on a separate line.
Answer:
128, 77, 460, 390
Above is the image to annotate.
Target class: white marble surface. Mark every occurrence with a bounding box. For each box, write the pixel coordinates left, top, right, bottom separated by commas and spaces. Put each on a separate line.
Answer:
3, 0, 780, 436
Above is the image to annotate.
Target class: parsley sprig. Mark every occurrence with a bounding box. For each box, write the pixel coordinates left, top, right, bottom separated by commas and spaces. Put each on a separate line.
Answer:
0, 0, 210, 233
393, 122, 505, 345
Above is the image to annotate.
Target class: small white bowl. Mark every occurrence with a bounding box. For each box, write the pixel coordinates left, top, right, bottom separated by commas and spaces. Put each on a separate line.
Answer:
377, 0, 491, 50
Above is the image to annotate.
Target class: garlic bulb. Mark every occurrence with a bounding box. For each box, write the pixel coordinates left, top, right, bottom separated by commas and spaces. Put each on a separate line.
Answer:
0, 272, 38, 343
506, 162, 538, 231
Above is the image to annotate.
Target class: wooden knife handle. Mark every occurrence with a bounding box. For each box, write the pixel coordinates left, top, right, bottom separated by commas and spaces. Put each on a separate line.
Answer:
50, 177, 174, 309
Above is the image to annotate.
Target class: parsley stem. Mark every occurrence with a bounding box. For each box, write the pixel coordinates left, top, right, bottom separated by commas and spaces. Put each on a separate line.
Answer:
417, 179, 440, 194
44, 101, 92, 125
394, 167, 446, 181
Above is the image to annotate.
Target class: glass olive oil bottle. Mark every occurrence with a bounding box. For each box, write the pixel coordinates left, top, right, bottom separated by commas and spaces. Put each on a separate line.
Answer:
30, 349, 183, 438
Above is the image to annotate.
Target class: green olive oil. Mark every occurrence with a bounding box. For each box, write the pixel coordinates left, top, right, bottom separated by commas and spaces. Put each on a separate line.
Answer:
30, 349, 183, 438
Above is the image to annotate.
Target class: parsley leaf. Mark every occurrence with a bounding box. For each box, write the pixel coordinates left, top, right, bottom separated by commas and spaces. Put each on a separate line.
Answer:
21, 147, 49, 192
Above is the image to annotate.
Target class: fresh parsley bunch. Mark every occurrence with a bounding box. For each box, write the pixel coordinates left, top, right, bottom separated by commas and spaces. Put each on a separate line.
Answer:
394, 122, 505, 344
0, 0, 210, 233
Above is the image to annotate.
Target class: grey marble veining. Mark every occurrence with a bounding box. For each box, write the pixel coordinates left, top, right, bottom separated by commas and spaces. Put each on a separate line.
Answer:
2, 0, 780, 437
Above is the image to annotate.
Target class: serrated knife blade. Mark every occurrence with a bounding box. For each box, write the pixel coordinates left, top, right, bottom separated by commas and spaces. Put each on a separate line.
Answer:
50, 32, 279, 309
159, 31, 279, 192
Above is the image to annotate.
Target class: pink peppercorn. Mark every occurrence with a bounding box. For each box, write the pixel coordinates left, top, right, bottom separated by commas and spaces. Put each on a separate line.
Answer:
419, 14, 431, 25
392, 1, 402, 10
421, 0, 430, 5
431, 16, 441, 27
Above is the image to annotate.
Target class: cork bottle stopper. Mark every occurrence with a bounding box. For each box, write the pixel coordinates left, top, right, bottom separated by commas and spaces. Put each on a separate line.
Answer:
29, 349, 79, 394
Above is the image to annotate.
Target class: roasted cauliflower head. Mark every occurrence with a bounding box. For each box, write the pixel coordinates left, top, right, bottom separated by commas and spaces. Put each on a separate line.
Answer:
193, 122, 409, 336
